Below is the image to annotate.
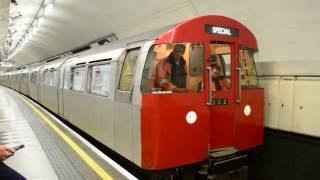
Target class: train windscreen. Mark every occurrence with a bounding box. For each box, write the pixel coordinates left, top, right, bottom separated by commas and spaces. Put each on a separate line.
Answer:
240, 49, 258, 88
142, 43, 204, 93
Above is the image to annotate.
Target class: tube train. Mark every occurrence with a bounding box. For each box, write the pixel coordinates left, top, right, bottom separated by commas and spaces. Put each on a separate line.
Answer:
0, 15, 264, 178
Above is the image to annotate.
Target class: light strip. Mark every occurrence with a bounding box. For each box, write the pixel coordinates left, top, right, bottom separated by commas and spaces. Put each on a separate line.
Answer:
44, 3, 53, 16
9, 0, 55, 58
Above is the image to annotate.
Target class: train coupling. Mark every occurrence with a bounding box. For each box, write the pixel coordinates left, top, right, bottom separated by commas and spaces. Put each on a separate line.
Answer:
197, 148, 248, 179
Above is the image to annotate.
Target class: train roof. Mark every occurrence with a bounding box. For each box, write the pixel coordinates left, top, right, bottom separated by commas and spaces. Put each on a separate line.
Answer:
155, 15, 258, 50
7, 15, 258, 73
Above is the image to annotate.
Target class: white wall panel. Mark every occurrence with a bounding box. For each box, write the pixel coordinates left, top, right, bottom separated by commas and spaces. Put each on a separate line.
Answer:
260, 77, 280, 129
262, 76, 320, 138
278, 77, 295, 131
292, 77, 320, 137
192, 0, 320, 63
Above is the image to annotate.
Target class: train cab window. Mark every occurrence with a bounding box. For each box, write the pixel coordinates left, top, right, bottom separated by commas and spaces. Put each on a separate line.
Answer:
118, 48, 140, 91
70, 66, 86, 91
142, 43, 204, 93
88, 64, 111, 96
240, 49, 258, 88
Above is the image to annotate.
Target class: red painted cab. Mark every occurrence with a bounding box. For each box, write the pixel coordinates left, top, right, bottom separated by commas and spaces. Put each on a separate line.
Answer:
141, 15, 264, 170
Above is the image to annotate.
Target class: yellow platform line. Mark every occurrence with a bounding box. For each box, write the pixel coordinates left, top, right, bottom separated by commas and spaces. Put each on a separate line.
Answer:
17, 94, 113, 180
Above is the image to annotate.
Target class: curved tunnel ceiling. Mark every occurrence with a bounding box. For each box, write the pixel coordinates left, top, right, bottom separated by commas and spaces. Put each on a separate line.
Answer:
9, 0, 202, 67
0, 0, 10, 56
2, 0, 319, 68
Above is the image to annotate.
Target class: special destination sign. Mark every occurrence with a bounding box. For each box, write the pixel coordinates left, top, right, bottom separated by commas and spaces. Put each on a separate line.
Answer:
205, 25, 239, 38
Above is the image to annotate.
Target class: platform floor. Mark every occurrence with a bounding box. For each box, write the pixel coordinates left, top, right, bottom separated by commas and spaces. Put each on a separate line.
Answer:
0, 86, 137, 180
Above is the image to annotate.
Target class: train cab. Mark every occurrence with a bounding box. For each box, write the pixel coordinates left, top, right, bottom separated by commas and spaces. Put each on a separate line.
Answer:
140, 15, 264, 170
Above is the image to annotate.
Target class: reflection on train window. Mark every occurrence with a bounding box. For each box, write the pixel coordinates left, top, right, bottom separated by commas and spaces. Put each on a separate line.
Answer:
118, 48, 140, 91
240, 49, 258, 88
30, 72, 37, 84
141, 43, 204, 93
89, 64, 111, 96
70, 66, 86, 91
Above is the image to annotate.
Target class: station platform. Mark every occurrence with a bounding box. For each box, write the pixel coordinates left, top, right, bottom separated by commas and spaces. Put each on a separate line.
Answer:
0, 86, 137, 180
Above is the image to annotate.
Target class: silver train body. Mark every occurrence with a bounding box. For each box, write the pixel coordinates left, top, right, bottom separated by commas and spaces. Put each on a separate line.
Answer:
0, 29, 171, 167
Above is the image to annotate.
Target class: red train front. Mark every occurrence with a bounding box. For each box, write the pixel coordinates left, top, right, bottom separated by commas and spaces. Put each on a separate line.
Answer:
140, 15, 264, 172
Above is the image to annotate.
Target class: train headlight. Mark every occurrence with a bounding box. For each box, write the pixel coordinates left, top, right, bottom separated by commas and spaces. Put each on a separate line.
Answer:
244, 105, 251, 116
186, 111, 197, 124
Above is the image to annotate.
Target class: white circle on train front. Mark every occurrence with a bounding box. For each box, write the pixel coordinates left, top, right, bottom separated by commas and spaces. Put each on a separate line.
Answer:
244, 105, 251, 116
186, 111, 197, 124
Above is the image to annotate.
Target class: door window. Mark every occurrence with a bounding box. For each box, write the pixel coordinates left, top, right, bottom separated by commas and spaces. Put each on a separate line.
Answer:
209, 43, 232, 92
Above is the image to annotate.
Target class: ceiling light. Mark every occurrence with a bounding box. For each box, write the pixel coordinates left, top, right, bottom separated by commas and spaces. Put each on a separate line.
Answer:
38, 17, 44, 26
33, 26, 38, 33
44, 3, 54, 16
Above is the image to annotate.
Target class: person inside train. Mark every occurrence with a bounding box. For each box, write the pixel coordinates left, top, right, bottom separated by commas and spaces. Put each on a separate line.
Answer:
211, 64, 231, 91
154, 44, 187, 91
0, 144, 26, 179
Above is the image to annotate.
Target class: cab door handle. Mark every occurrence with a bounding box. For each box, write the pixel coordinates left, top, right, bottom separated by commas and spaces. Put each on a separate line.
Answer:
207, 67, 212, 105
236, 67, 241, 103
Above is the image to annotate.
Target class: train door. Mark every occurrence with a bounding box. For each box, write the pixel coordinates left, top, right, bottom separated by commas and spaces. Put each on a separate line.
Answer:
114, 45, 142, 159
58, 56, 76, 116
207, 43, 236, 151
208, 43, 264, 152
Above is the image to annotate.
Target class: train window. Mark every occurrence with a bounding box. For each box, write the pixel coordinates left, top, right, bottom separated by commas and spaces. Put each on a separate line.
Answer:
118, 48, 140, 91
49, 70, 57, 86
141, 43, 204, 93
64, 68, 71, 89
30, 72, 37, 84
240, 49, 258, 88
70, 66, 86, 91
21, 73, 27, 83
48, 71, 53, 86
42, 71, 50, 85
88, 64, 111, 96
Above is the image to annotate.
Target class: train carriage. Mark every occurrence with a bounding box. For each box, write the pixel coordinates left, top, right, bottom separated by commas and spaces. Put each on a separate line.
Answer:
19, 67, 30, 95
0, 15, 264, 178
28, 65, 43, 101
38, 58, 66, 114
12, 69, 22, 91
